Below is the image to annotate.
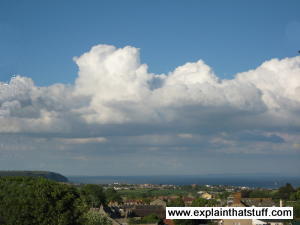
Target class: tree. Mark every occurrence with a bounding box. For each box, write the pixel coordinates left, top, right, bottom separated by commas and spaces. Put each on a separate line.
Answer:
80, 184, 106, 207
277, 183, 295, 200
0, 176, 86, 225
84, 211, 112, 225
290, 189, 300, 201
218, 191, 230, 200
167, 198, 185, 207
293, 201, 300, 219
141, 214, 161, 224
105, 188, 122, 204
192, 198, 208, 207
248, 189, 272, 198
192, 198, 218, 207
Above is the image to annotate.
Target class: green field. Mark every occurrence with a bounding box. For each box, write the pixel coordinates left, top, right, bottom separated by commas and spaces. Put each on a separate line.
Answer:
118, 188, 197, 199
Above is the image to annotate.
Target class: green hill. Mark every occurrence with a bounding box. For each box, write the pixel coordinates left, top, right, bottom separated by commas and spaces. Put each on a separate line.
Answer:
0, 171, 68, 182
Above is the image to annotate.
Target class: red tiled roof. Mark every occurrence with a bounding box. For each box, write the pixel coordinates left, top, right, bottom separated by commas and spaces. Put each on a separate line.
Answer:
183, 197, 194, 201
164, 219, 175, 225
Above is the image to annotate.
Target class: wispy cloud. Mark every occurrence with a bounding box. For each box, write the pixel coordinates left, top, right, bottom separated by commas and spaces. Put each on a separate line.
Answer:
56, 137, 107, 144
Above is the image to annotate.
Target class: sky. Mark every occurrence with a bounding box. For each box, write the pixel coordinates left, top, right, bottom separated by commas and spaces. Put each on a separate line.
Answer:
0, 0, 300, 176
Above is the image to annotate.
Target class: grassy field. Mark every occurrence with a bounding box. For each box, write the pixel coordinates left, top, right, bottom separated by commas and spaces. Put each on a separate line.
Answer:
118, 188, 198, 199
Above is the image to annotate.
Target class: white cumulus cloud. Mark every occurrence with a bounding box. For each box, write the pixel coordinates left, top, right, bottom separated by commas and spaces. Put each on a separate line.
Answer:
0, 44, 300, 141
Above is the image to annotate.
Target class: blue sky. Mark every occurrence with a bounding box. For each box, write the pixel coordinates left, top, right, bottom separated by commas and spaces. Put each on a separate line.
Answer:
0, 0, 300, 176
1, 0, 299, 85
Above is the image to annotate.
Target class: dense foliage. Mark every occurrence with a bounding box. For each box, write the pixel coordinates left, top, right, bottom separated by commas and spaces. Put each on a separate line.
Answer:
241, 183, 298, 200
241, 189, 274, 198
84, 211, 112, 225
0, 176, 85, 225
80, 184, 107, 208
105, 188, 122, 204
167, 198, 185, 207
277, 183, 295, 200
191, 198, 218, 207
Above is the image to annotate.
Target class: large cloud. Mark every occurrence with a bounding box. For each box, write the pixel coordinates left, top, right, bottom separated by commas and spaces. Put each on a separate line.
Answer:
0, 76, 87, 134
71, 44, 300, 132
73, 45, 153, 123
0, 44, 300, 152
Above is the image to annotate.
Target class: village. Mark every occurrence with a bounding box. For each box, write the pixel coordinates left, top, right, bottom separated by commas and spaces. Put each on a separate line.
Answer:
84, 183, 300, 225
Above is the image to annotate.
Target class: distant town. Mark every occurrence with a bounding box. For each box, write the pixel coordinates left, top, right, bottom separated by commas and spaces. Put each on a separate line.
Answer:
71, 181, 300, 225
0, 172, 299, 225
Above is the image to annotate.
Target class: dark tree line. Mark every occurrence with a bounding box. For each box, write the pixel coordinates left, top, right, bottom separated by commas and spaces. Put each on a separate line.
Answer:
241, 183, 299, 200
0, 176, 85, 225
0, 177, 121, 225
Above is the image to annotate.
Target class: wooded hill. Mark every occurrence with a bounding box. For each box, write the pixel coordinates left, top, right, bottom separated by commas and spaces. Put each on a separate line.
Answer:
0, 171, 68, 182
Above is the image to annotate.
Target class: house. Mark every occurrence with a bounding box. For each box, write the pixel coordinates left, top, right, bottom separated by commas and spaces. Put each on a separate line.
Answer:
164, 219, 176, 225
220, 219, 284, 225
108, 201, 121, 207
182, 196, 195, 206
123, 199, 144, 206
150, 199, 167, 207
158, 195, 179, 202
220, 219, 252, 225
252, 219, 284, 225
227, 193, 275, 207
201, 192, 213, 200
222, 193, 282, 225
241, 198, 276, 207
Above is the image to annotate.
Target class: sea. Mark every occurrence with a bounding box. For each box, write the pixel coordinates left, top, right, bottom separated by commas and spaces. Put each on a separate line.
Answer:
67, 175, 300, 188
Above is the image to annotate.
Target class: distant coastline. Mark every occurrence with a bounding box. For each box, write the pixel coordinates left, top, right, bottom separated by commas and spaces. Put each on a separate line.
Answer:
67, 174, 300, 188
0, 171, 68, 182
